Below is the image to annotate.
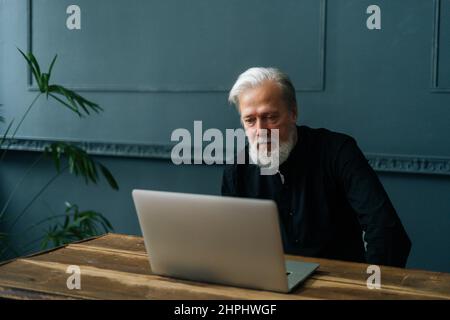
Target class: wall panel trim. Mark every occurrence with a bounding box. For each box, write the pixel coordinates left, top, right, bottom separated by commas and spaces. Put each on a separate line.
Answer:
2, 137, 450, 176
431, 0, 450, 93
26, 0, 327, 93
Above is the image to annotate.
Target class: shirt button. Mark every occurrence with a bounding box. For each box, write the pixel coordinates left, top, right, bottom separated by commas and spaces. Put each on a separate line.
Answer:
295, 239, 299, 243
289, 212, 293, 216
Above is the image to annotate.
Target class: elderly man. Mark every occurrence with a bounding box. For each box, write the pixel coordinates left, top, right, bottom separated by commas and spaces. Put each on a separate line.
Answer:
222, 67, 411, 267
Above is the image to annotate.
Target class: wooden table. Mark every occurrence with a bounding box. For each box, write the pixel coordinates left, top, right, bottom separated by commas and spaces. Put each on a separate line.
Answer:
0, 233, 449, 300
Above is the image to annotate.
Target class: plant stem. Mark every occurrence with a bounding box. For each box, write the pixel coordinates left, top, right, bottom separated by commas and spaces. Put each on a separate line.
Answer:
10, 212, 77, 236
0, 237, 21, 260
0, 93, 42, 163
0, 153, 44, 221
8, 165, 68, 231
17, 235, 46, 254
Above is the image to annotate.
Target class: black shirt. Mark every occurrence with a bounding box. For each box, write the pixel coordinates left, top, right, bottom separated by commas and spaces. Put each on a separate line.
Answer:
221, 125, 411, 267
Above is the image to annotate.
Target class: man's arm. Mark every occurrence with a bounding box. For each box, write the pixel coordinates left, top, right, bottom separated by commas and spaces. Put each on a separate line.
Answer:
336, 137, 412, 267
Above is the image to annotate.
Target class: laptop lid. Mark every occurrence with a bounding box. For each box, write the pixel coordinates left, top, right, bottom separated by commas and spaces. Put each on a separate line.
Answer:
132, 189, 290, 292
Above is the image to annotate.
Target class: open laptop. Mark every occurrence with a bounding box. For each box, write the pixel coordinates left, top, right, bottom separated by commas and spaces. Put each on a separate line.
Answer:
132, 189, 319, 293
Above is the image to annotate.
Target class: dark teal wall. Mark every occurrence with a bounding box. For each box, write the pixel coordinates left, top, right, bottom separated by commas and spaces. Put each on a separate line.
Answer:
1, 0, 449, 272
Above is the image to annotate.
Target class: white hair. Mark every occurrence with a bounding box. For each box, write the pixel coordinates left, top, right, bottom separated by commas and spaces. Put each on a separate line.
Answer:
228, 67, 297, 113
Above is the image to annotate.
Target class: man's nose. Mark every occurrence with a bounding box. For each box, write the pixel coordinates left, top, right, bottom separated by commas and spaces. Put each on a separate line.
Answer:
255, 120, 271, 138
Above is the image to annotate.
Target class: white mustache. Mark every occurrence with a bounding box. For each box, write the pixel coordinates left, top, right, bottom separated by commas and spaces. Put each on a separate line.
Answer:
255, 137, 276, 144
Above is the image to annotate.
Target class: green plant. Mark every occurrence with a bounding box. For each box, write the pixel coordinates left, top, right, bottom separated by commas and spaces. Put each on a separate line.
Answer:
0, 49, 118, 259
41, 202, 113, 249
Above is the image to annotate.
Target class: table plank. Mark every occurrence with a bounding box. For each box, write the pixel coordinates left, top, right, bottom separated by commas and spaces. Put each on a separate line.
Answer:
78, 234, 450, 299
0, 233, 448, 300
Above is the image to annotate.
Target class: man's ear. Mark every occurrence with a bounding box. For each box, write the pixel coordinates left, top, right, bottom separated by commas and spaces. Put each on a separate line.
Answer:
291, 105, 298, 122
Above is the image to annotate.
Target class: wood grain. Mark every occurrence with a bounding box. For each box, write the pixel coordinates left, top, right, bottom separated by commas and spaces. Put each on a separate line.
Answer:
0, 233, 448, 300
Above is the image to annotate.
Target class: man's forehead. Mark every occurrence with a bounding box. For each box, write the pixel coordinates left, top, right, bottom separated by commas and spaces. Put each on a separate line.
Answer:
238, 81, 283, 105
238, 82, 286, 115
240, 104, 278, 117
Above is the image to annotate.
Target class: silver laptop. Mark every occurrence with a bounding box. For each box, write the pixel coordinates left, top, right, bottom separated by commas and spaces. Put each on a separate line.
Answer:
132, 189, 319, 293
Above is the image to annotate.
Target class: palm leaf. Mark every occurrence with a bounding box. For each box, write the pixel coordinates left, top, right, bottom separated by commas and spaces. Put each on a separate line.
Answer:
48, 92, 82, 116
99, 164, 119, 190
17, 48, 43, 90
48, 54, 58, 78
40, 203, 113, 249
44, 142, 119, 190
48, 85, 102, 116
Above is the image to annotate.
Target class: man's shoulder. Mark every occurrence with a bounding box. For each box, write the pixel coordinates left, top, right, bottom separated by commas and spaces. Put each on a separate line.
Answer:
300, 125, 357, 152
299, 125, 365, 175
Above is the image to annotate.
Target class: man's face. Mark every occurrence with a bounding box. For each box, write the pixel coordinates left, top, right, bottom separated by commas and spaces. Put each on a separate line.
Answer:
238, 80, 297, 152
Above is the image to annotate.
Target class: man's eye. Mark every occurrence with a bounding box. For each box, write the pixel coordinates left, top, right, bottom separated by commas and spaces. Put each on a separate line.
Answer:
245, 119, 255, 124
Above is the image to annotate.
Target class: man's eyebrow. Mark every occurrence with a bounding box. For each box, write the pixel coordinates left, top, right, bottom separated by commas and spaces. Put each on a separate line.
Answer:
261, 111, 279, 117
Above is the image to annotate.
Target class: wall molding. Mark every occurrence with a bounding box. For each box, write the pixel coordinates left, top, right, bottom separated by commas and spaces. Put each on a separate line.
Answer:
2, 137, 450, 176
366, 153, 450, 176
26, 0, 327, 93
1, 137, 174, 160
431, 0, 450, 93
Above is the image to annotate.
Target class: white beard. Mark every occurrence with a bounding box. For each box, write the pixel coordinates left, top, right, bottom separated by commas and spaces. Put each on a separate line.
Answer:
248, 127, 297, 169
